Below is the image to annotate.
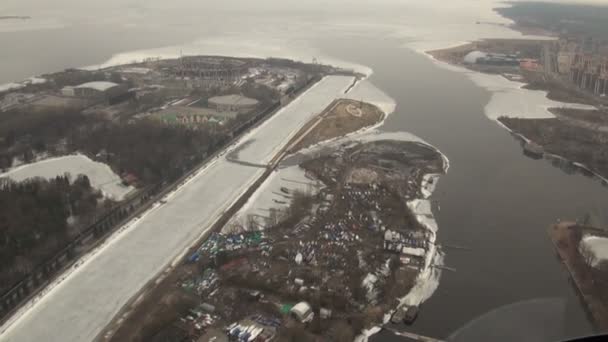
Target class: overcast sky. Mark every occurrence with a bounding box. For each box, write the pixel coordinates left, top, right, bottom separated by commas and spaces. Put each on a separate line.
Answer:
2, 0, 607, 12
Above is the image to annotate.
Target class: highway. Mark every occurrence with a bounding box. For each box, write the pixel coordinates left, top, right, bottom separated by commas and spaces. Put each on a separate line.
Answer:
0, 75, 355, 342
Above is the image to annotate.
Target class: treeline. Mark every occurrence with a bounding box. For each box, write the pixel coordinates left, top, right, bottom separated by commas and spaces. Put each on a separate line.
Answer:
0, 175, 101, 293
0, 106, 228, 185
0, 107, 93, 169
70, 120, 226, 184
499, 117, 608, 179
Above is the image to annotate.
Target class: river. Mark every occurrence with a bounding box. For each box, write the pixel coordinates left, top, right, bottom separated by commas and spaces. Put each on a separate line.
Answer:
322, 36, 607, 341
2, 1, 608, 340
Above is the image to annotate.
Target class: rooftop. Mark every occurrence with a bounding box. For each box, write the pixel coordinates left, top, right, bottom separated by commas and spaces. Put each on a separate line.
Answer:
74, 81, 119, 91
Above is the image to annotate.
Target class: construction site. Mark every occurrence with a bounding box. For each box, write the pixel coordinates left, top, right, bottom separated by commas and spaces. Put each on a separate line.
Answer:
102, 95, 445, 342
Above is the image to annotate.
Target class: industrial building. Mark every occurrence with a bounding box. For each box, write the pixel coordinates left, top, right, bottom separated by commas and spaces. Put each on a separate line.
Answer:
175, 56, 250, 88
463, 51, 520, 66
207, 94, 259, 113
61, 81, 129, 103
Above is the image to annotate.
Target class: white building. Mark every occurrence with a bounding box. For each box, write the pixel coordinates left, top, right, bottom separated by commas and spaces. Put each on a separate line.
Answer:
463, 51, 488, 64
62, 81, 127, 102
290, 302, 314, 323
208, 94, 259, 113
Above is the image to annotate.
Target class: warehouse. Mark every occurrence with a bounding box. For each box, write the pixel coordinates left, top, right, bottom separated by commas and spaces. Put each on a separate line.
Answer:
208, 94, 259, 114
62, 81, 129, 103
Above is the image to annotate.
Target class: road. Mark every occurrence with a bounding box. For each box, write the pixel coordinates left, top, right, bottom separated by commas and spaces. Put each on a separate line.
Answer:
0, 75, 355, 342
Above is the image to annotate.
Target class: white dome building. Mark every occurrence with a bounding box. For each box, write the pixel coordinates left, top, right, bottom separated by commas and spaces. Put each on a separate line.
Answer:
464, 51, 487, 64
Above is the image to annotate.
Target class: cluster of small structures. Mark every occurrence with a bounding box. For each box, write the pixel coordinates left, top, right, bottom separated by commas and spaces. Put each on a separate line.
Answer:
0, 56, 355, 330
0, 56, 336, 127
133, 139, 445, 341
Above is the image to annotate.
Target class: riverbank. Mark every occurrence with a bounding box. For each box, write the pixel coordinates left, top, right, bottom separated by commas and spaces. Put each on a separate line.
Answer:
548, 222, 608, 330
424, 36, 608, 186
104, 123, 446, 342
0, 70, 355, 342
427, 40, 603, 107
99, 68, 450, 340
498, 113, 608, 183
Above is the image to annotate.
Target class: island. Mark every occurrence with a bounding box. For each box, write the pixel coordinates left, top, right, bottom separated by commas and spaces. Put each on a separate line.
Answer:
0, 55, 357, 333
101, 93, 447, 342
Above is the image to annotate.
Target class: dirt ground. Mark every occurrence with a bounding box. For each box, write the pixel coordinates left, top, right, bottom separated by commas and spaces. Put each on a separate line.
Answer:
291, 99, 384, 152
29, 94, 87, 109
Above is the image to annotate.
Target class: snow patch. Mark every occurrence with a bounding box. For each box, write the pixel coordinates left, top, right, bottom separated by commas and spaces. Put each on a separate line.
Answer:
0, 82, 25, 92
0, 154, 134, 200
345, 79, 396, 116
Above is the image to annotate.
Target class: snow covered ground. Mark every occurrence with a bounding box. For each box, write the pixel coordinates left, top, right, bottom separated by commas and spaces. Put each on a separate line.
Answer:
234, 76, 354, 165
223, 164, 322, 233
0, 77, 46, 93
0, 154, 133, 201
0, 76, 355, 342
0, 82, 24, 92
425, 56, 596, 121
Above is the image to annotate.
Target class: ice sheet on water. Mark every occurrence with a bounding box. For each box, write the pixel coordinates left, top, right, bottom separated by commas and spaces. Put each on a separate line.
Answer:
235, 76, 355, 165
470, 72, 595, 120
223, 164, 322, 233
400, 246, 444, 306
83, 35, 372, 76
345, 79, 396, 116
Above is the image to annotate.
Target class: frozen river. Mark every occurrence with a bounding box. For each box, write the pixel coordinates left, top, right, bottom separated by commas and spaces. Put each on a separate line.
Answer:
0, 76, 354, 342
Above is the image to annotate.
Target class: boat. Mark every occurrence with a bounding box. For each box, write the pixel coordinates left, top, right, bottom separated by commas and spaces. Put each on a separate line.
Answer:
391, 306, 407, 324
403, 305, 419, 325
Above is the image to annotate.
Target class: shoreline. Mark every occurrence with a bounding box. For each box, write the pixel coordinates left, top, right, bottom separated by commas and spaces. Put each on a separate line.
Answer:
496, 118, 608, 185
286, 87, 448, 340
0, 71, 346, 341
99, 73, 449, 341
419, 40, 608, 186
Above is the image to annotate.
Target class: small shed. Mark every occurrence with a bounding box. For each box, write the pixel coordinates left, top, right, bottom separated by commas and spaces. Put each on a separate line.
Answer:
290, 302, 314, 323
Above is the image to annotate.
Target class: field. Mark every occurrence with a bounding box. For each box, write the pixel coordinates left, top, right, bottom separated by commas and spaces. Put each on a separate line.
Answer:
0, 154, 134, 200
291, 99, 384, 152
154, 105, 237, 126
